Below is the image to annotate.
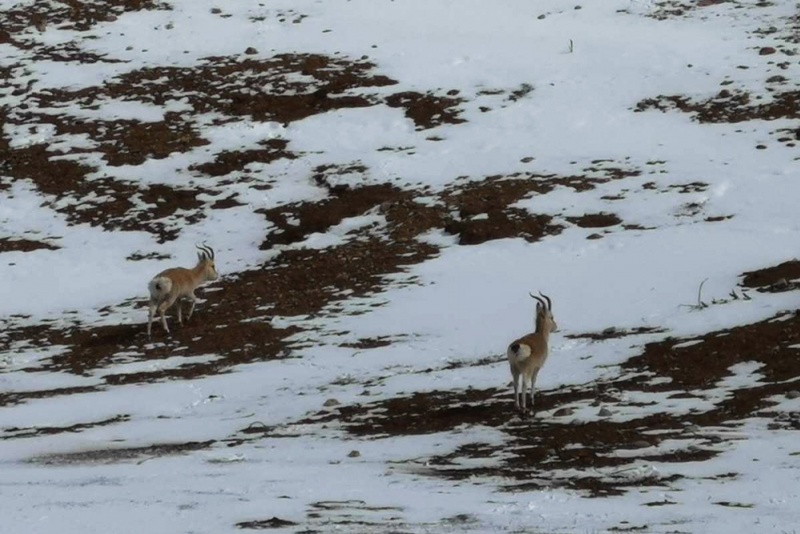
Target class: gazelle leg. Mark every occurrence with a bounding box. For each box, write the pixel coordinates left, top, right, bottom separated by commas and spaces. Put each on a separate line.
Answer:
147, 301, 156, 338
511, 368, 521, 411
528, 368, 540, 413
186, 292, 197, 320
158, 296, 177, 334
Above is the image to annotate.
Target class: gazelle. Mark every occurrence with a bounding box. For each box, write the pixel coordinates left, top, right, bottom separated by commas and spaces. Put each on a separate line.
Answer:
507, 292, 558, 415
147, 244, 218, 337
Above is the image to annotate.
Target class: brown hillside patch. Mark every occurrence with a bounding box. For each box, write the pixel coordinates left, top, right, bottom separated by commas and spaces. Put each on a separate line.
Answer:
29, 440, 215, 466
29, 55, 397, 126
740, 260, 800, 292
635, 90, 800, 123
0, 0, 171, 46
191, 139, 297, 178
385, 91, 465, 129
0, 238, 59, 253
567, 213, 622, 228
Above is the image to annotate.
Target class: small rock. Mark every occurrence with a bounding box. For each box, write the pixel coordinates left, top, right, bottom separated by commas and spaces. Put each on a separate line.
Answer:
759, 46, 776, 56
537, 14, 546, 20
756, 144, 767, 150
520, 156, 534, 163
687, 445, 702, 453
767, 422, 782, 430
244, 47, 258, 55
323, 398, 340, 407
211, 7, 222, 14
632, 440, 651, 448
165, 23, 174, 30
574, 5, 582, 9
598, 407, 613, 417
553, 407, 574, 417
766, 75, 787, 83
786, 390, 800, 399
348, 450, 361, 458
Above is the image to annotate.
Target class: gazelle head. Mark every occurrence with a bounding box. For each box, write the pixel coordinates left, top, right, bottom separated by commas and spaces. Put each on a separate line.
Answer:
196, 244, 219, 282
530, 291, 557, 333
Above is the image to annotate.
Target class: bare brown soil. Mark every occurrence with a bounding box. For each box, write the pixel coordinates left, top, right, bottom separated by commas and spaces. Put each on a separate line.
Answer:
0, 237, 59, 252
741, 260, 800, 292
636, 90, 800, 124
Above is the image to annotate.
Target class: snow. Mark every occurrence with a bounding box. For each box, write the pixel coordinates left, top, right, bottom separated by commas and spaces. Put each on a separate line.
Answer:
2, 0, 800, 532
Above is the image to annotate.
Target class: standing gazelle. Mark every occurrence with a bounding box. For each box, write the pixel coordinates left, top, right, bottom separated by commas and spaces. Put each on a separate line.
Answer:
147, 244, 219, 337
507, 292, 558, 415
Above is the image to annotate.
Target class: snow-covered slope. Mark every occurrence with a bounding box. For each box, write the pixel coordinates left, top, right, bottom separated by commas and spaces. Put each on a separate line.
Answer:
1, 0, 799, 532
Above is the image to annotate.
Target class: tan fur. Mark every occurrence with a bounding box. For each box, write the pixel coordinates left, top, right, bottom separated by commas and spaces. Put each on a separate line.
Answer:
507, 293, 557, 415
147, 246, 218, 337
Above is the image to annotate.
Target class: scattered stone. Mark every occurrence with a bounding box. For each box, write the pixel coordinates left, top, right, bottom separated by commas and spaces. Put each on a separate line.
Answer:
348, 450, 361, 458
786, 390, 800, 399
766, 75, 787, 83
632, 440, 651, 449
759, 47, 776, 56
323, 398, 341, 407
553, 407, 574, 417
537, 14, 546, 19
244, 47, 258, 55
598, 407, 613, 417
756, 144, 767, 150
520, 156, 534, 163
211, 7, 222, 14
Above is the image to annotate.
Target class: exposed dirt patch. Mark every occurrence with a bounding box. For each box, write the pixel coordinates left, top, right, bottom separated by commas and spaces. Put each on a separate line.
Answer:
28, 54, 396, 126
2, 415, 129, 440
29, 439, 215, 465
11, 111, 210, 167
0, 385, 104, 408
0, 237, 59, 253
635, 90, 800, 124
566, 212, 622, 228
740, 260, 800, 292
565, 326, 667, 342
236, 517, 298, 530
190, 139, 296, 178
385, 91, 465, 130
0, 0, 171, 50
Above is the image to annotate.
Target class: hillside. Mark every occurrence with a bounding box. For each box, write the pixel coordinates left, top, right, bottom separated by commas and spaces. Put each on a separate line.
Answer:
1, 0, 800, 532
